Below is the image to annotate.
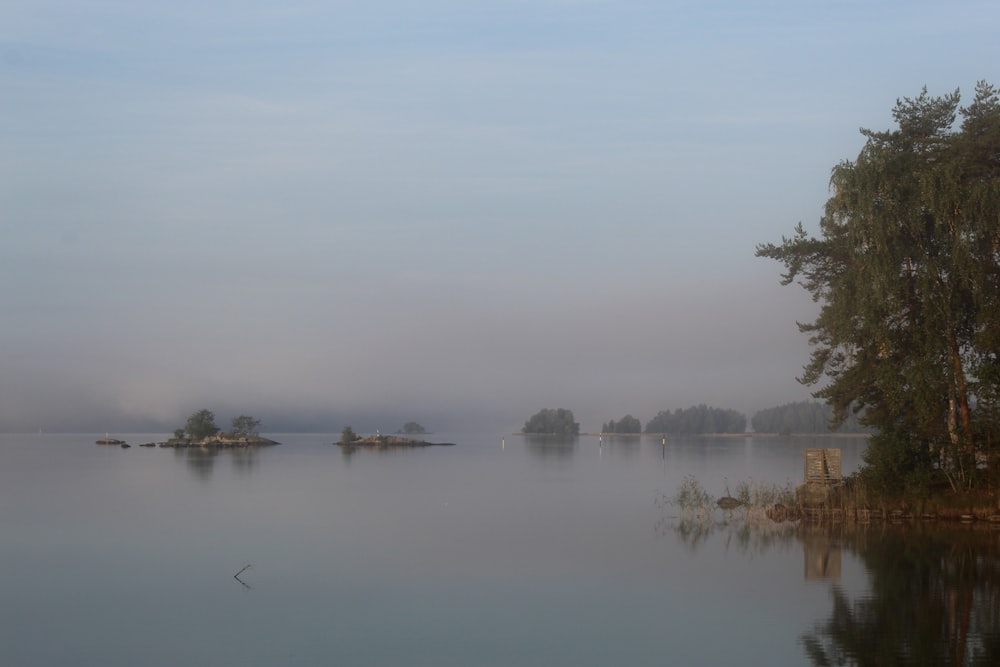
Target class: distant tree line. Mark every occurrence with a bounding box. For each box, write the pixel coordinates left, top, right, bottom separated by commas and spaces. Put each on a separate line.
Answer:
609, 403, 874, 435
522, 408, 579, 436
751, 401, 870, 435
644, 405, 746, 435
532, 402, 876, 437
601, 414, 642, 434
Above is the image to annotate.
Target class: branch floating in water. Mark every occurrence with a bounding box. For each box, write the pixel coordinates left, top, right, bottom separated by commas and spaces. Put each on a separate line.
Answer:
234, 563, 253, 589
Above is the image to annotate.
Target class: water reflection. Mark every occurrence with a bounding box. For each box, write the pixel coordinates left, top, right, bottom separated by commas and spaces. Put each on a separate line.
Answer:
175, 447, 219, 480
172, 446, 260, 479
229, 448, 259, 476
800, 526, 842, 581
666, 513, 1000, 665
523, 435, 578, 461
800, 525, 1000, 666
665, 514, 798, 557
597, 435, 641, 459
337, 443, 423, 464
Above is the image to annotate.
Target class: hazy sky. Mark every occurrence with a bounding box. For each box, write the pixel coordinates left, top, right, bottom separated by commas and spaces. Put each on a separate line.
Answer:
3, 1, 998, 433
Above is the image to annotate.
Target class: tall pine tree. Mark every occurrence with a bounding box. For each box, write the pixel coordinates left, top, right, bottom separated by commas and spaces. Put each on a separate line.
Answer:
757, 83, 1000, 491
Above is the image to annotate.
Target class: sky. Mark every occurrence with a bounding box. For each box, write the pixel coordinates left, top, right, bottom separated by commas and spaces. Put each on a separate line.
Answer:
2, 0, 998, 434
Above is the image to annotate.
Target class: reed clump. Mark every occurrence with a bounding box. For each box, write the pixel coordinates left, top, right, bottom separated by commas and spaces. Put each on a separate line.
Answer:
658, 476, 798, 524
657, 475, 715, 520
734, 478, 797, 509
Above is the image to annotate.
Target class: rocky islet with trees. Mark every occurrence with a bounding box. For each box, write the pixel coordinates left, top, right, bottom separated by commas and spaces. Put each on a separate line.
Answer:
162, 409, 277, 447
521, 408, 580, 436
336, 424, 454, 448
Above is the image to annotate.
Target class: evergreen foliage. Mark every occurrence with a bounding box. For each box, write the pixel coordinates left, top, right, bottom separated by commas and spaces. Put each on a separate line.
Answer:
340, 425, 360, 444
184, 409, 220, 440
601, 414, 642, 434
522, 408, 579, 436
644, 405, 746, 435
756, 82, 1000, 491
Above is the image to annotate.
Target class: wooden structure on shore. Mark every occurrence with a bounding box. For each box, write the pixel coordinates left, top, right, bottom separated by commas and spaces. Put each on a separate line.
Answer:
790, 447, 1000, 524
804, 448, 842, 485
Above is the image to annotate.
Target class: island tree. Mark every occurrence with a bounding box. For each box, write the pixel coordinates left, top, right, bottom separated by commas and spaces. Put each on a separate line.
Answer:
522, 408, 579, 436
231, 415, 262, 438
339, 426, 360, 444
185, 409, 220, 440
399, 421, 427, 435
756, 83, 1000, 492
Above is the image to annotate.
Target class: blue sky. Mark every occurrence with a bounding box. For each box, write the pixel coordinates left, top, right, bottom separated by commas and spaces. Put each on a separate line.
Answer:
2, 1, 998, 433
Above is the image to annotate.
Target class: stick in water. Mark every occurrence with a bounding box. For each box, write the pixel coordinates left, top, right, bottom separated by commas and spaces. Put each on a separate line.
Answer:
234, 563, 253, 589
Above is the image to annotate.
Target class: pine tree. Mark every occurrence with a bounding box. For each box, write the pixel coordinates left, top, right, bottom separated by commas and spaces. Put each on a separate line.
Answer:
757, 83, 1000, 490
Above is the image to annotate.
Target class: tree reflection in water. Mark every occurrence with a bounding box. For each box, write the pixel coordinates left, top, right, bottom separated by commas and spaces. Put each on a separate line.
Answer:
662, 510, 798, 557
174, 446, 260, 480
801, 526, 1000, 666
229, 448, 259, 477
598, 435, 641, 459
175, 446, 218, 481
664, 512, 1000, 665
523, 435, 578, 461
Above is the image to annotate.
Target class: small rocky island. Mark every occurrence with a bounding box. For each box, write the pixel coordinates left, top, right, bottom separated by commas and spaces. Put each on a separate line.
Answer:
337, 429, 455, 449
158, 409, 279, 448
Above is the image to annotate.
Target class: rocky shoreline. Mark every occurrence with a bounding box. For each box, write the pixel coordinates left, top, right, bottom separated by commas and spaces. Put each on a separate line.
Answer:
156, 436, 281, 448
337, 434, 455, 448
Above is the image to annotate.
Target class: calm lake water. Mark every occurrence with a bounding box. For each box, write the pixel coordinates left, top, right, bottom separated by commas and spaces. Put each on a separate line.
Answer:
2, 433, 998, 666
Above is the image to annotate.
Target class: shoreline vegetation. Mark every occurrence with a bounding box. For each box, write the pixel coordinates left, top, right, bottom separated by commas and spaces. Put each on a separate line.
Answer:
663, 476, 1000, 527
